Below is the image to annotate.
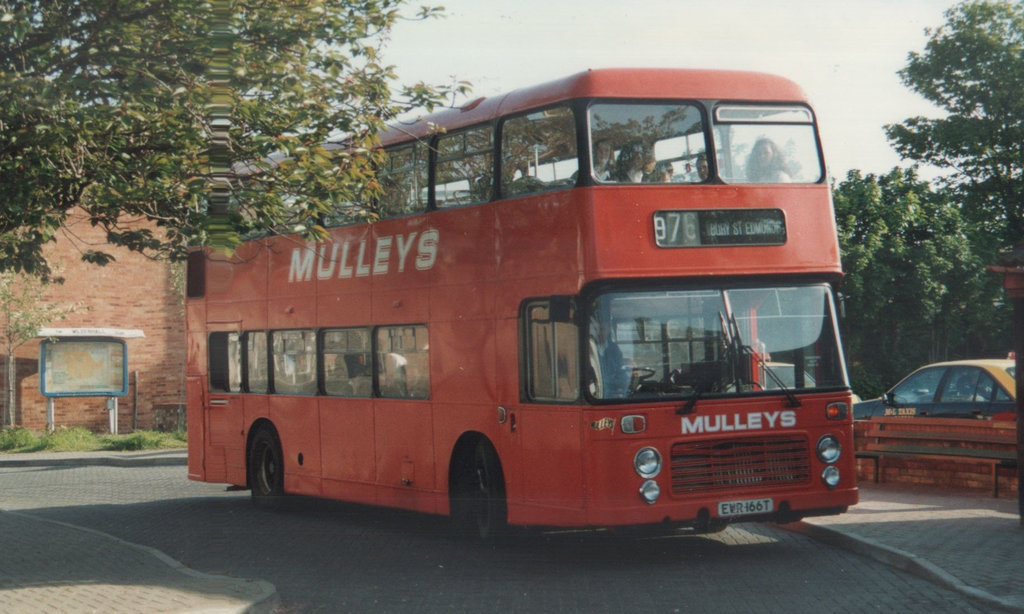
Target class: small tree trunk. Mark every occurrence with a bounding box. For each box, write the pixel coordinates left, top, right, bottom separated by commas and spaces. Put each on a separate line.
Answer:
4, 352, 14, 428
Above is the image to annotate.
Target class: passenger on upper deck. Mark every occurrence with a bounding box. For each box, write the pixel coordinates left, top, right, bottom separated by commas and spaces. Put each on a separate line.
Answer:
612, 141, 655, 183
592, 139, 615, 181
644, 161, 674, 183
696, 153, 710, 181
745, 138, 792, 183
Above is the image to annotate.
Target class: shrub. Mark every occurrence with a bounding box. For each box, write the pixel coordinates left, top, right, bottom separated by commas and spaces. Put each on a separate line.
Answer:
103, 431, 165, 451
41, 426, 101, 452
0, 427, 42, 451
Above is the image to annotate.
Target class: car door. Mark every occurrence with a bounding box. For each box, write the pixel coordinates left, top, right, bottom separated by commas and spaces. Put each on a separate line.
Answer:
934, 365, 984, 417
886, 366, 946, 417
981, 369, 1016, 420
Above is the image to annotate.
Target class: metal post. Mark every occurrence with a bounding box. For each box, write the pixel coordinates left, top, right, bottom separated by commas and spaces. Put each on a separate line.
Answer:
132, 370, 139, 431
46, 398, 54, 433
1016, 298, 1024, 527
107, 397, 118, 435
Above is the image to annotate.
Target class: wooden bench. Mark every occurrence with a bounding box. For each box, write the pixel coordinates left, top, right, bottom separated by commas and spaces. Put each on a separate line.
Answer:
855, 417, 1018, 497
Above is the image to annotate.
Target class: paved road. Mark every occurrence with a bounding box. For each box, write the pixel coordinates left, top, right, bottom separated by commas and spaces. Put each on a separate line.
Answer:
0, 463, 990, 613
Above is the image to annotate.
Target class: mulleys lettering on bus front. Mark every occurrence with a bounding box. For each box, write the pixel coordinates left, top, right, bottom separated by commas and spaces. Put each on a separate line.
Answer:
681, 410, 797, 435
289, 229, 439, 283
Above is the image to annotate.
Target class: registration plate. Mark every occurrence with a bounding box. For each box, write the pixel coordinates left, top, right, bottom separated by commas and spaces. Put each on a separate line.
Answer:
717, 497, 774, 517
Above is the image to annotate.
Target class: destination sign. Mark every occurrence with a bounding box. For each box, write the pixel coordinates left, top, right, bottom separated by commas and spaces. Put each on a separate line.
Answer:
653, 209, 787, 248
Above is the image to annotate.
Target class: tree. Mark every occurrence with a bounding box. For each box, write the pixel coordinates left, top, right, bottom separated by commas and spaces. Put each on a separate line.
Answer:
886, 0, 1024, 249
0, 271, 81, 427
833, 168, 1009, 398
0, 1, 464, 278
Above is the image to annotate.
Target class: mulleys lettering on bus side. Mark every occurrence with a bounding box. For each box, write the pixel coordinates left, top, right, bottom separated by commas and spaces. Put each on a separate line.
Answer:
289, 229, 440, 283
681, 410, 796, 435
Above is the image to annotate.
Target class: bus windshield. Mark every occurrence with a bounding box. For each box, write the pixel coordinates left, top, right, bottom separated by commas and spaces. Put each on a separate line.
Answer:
586, 284, 846, 401
712, 105, 822, 184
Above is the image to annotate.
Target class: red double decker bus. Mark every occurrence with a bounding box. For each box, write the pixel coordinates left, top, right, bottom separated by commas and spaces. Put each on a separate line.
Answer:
186, 68, 857, 537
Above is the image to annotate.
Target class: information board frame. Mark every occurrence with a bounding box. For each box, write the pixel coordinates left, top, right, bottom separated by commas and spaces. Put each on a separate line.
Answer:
39, 337, 129, 398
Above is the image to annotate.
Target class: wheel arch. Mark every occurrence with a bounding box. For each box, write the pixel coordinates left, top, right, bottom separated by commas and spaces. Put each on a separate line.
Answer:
245, 418, 280, 489
447, 431, 505, 495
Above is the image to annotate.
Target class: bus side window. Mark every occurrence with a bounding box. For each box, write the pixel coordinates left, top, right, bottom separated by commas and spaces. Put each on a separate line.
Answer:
501, 106, 577, 197
271, 330, 318, 395
526, 300, 579, 402
435, 126, 493, 208
322, 327, 372, 397
245, 331, 268, 393
377, 325, 430, 399
378, 143, 428, 217
209, 332, 241, 393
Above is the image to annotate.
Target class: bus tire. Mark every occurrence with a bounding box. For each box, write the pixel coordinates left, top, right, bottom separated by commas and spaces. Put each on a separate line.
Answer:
248, 426, 285, 508
450, 439, 507, 541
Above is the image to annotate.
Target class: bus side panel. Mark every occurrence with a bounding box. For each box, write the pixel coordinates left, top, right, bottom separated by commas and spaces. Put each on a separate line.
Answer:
374, 399, 436, 513
513, 405, 585, 524
186, 375, 206, 481
203, 393, 247, 486
319, 397, 377, 504
494, 195, 584, 286
430, 319, 496, 404
271, 396, 322, 497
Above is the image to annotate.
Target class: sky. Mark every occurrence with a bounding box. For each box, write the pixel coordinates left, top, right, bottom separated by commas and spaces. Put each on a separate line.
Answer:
382, 0, 961, 182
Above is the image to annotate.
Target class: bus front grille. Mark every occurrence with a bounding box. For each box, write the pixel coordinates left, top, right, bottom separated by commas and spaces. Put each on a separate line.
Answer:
670, 436, 811, 495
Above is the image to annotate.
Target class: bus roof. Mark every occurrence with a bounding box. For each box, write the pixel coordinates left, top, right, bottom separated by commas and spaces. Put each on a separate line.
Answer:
378, 68, 810, 147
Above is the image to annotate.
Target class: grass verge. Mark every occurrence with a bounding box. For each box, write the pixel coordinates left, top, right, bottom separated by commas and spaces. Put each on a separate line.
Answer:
0, 426, 186, 453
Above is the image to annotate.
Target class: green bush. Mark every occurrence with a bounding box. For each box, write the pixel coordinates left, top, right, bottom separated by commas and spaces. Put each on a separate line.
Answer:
0, 427, 186, 453
0, 427, 42, 451
41, 426, 101, 452
102, 431, 165, 451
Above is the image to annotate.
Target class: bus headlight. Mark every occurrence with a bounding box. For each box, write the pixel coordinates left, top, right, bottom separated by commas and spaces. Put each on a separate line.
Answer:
816, 435, 841, 464
634, 447, 662, 478
821, 466, 841, 489
639, 479, 661, 504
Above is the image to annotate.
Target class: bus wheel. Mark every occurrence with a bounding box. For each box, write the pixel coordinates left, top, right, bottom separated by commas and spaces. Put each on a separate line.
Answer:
248, 427, 284, 507
450, 440, 507, 541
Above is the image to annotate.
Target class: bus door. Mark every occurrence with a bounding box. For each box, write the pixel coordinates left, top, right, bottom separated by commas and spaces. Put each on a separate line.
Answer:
518, 299, 586, 514
205, 331, 253, 486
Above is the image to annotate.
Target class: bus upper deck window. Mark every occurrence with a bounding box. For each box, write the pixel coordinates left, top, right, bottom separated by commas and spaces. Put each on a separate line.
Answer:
501, 106, 577, 197
712, 105, 823, 185
588, 102, 706, 184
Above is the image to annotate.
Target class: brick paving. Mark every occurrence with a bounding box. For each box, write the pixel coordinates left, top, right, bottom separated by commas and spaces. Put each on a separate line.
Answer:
796, 482, 1024, 612
0, 451, 277, 613
0, 450, 1020, 612
0, 509, 276, 613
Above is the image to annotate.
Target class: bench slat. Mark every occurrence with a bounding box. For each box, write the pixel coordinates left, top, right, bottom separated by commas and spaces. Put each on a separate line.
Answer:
860, 444, 1017, 462
862, 429, 1015, 446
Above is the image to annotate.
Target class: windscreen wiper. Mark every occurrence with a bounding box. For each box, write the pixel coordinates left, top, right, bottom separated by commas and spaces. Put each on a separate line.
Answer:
677, 388, 701, 415
722, 307, 802, 408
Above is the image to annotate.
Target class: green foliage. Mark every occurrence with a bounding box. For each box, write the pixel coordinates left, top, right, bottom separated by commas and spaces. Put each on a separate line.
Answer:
101, 430, 166, 451
886, 0, 1024, 247
834, 168, 1011, 397
0, 427, 41, 451
0, 1, 466, 277
1, 269, 83, 426
41, 426, 98, 451
0, 427, 186, 453
851, 0, 1024, 397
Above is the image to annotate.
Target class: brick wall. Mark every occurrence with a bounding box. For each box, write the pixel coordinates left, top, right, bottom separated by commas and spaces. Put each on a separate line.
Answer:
854, 420, 1019, 496
2, 210, 186, 433
855, 456, 1019, 495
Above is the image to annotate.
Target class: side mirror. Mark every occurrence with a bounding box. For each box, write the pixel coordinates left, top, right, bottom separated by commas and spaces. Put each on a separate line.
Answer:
549, 295, 574, 323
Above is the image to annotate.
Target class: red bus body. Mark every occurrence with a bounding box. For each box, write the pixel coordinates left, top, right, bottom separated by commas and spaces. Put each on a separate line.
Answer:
187, 69, 857, 532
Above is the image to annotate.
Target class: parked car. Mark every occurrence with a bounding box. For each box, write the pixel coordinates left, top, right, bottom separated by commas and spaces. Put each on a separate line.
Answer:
853, 359, 1016, 420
